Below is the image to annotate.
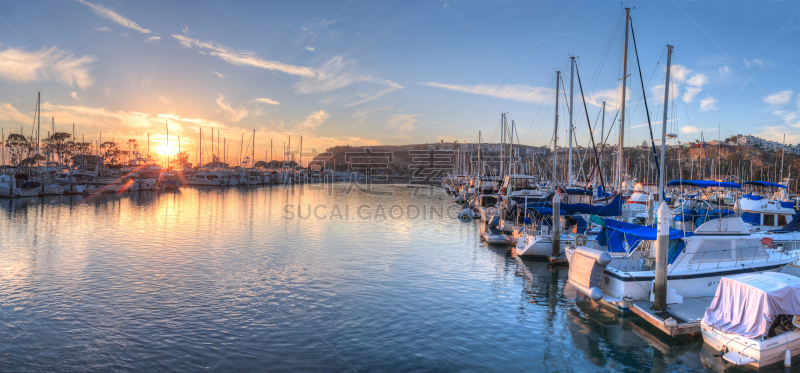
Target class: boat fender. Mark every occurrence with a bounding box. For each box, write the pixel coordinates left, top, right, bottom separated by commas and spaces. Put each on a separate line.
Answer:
785, 348, 791, 368
664, 317, 677, 330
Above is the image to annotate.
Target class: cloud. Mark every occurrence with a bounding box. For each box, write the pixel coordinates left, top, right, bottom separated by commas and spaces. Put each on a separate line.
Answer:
215, 94, 248, 122
71, 91, 79, 100
650, 65, 707, 103
680, 125, 717, 134
699, 95, 718, 111
119, 32, 129, 38
421, 82, 553, 104
743, 58, 773, 69
718, 66, 731, 77
306, 46, 315, 51
75, 0, 151, 34
584, 84, 631, 111
182, 25, 189, 35
386, 113, 419, 133
211, 71, 224, 78
763, 90, 794, 106
144, 36, 162, 43
158, 95, 170, 104
296, 56, 403, 107
297, 110, 328, 129
96, 26, 111, 32
172, 37, 402, 106
172, 34, 315, 78
0, 102, 31, 124
683, 73, 707, 103
0, 45, 96, 89
250, 98, 280, 105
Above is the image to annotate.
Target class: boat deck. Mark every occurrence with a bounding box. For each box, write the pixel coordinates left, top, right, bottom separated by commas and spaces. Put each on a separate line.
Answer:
630, 296, 714, 337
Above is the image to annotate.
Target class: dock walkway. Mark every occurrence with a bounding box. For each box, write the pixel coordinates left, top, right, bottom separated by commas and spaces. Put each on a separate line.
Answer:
630, 296, 714, 337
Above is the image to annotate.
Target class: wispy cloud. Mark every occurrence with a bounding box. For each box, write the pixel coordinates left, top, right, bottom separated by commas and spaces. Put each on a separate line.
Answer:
158, 95, 170, 104
763, 90, 794, 106
75, 0, 151, 34
182, 25, 189, 35
70, 91, 79, 100
119, 32, 129, 38
386, 113, 419, 133
421, 82, 553, 104
297, 110, 328, 129
743, 58, 773, 69
680, 125, 717, 134
144, 36, 162, 43
215, 94, 248, 122
305, 46, 315, 51
250, 98, 280, 105
211, 71, 224, 78
172, 37, 401, 106
699, 95, 718, 111
585, 84, 631, 111
96, 26, 111, 32
172, 34, 315, 77
296, 56, 403, 107
0, 45, 96, 89
718, 65, 731, 77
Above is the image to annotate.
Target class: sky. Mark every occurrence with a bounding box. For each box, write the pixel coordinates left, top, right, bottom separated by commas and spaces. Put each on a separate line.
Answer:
1, 0, 799, 165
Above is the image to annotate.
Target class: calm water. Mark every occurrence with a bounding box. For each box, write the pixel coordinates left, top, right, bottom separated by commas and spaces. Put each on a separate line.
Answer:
0, 183, 740, 372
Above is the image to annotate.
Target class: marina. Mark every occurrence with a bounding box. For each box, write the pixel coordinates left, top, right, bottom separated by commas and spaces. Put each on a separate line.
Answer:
2, 1, 800, 372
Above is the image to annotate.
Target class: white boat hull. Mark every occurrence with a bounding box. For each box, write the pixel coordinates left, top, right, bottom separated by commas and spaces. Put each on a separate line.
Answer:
701, 322, 800, 368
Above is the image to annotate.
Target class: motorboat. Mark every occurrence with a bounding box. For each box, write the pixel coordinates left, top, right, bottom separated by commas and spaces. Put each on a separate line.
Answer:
701, 272, 800, 368
566, 210, 797, 313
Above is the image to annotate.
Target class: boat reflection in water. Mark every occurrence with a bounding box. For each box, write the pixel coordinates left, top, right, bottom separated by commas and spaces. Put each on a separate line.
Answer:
514, 256, 705, 371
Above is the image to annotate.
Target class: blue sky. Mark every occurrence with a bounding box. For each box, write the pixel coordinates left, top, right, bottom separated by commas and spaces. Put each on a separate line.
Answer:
1, 0, 799, 162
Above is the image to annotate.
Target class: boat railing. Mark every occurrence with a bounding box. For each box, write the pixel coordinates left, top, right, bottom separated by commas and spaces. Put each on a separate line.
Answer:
677, 247, 794, 272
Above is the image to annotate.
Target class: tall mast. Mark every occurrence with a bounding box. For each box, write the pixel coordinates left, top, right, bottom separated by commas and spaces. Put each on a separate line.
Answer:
252, 129, 255, 169
781, 133, 786, 184
568, 56, 575, 187
37, 92, 41, 168
478, 131, 482, 175
618, 7, 630, 193
500, 113, 505, 180
659, 45, 673, 202
553, 71, 560, 190
600, 101, 605, 186
200, 128, 202, 167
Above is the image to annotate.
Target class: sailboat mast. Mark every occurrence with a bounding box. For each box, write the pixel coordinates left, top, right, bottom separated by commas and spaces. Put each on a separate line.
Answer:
600, 101, 605, 185
500, 113, 505, 180
618, 7, 630, 193
659, 45, 673, 202
568, 56, 575, 187
553, 71, 560, 189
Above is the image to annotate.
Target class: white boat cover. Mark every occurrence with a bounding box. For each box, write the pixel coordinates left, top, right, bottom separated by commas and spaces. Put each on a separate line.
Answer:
703, 272, 800, 339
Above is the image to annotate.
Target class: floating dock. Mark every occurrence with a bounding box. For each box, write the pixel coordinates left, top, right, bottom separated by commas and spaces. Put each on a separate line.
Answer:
630, 296, 714, 339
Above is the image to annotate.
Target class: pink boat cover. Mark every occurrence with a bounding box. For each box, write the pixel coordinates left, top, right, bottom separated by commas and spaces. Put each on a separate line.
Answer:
702, 272, 800, 339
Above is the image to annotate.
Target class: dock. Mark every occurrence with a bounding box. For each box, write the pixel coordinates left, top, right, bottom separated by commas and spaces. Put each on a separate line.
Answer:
630, 296, 714, 339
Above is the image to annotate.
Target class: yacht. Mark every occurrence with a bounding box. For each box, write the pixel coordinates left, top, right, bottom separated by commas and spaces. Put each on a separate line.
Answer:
566, 211, 796, 313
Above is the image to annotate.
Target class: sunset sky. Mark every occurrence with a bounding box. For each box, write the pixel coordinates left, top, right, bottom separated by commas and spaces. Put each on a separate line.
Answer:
1, 0, 799, 165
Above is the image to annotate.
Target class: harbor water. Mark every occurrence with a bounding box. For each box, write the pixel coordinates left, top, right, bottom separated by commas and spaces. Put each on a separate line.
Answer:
1, 183, 726, 372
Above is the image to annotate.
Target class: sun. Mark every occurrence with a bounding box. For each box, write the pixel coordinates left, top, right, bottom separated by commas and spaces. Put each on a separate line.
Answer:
155, 145, 178, 156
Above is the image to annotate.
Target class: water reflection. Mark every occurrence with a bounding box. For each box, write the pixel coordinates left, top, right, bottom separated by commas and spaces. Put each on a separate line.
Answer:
0, 184, 740, 371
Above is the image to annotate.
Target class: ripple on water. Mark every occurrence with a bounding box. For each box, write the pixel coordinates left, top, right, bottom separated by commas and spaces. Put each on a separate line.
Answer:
0, 185, 711, 372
